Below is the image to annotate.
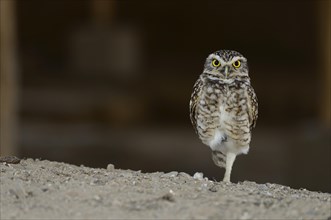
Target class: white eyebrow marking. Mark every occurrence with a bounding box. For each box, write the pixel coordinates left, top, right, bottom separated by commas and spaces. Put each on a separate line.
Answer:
231, 56, 246, 62
208, 54, 221, 61
208, 54, 227, 66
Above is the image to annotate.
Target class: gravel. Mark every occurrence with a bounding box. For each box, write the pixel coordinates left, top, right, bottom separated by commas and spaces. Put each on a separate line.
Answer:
1, 158, 330, 219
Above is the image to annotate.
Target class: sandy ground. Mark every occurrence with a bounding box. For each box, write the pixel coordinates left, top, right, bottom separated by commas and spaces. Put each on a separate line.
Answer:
0, 158, 330, 219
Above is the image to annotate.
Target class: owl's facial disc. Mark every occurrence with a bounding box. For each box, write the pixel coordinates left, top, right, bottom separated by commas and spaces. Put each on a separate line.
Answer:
203, 52, 248, 81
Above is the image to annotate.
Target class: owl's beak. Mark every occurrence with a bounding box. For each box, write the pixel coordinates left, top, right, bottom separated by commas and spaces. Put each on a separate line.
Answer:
223, 66, 229, 78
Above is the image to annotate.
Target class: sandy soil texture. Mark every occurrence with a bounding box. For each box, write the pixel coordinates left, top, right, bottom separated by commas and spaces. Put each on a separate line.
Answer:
1, 158, 330, 219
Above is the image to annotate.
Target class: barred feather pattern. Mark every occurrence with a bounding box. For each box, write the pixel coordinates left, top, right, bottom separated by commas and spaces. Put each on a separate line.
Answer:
190, 75, 258, 168
189, 49, 258, 181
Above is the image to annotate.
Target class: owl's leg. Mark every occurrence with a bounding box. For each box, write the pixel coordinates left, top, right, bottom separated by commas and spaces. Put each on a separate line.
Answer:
223, 152, 236, 183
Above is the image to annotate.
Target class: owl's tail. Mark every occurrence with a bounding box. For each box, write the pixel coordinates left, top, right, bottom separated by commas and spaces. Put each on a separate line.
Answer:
211, 151, 226, 168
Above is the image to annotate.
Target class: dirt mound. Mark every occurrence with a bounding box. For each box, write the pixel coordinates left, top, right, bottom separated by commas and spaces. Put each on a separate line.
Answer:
1, 158, 330, 219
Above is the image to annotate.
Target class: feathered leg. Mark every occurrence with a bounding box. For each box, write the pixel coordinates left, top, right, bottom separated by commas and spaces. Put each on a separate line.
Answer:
223, 152, 236, 182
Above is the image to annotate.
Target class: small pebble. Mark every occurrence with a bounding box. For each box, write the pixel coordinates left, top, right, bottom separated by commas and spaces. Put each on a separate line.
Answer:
93, 195, 102, 201
119, 172, 133, 178
209, 185, 218, 192
161, 192, 175, 202
179, 172, 191, 179
240, 212, 251, 220
107, 164, 115, 171
161, 171, 178, 178
201, 183, 208, 188
193, 172, 204, 180
0, 156, 21, 164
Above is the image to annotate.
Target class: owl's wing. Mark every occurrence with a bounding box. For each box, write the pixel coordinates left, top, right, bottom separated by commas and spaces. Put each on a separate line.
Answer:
189, 78, 202, 133
247, 85, 258, 130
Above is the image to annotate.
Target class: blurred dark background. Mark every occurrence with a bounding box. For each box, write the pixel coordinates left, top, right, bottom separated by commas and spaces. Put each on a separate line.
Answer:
1, 0, 330, 192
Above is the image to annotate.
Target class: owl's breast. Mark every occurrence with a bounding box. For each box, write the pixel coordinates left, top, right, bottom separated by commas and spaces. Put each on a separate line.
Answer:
195, 84, 223, 145
218, 86, 252, 147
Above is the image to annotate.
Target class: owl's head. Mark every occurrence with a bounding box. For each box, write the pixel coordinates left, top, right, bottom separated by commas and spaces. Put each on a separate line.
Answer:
203, 50, 249, 82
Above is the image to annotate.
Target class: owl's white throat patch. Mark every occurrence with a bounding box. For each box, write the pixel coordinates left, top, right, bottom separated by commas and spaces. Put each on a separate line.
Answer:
222, 78, 235, 84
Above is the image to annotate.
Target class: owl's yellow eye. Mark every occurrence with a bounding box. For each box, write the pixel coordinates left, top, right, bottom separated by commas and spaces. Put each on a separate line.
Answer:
212, 59, 221, 67
233, 60, 241, 68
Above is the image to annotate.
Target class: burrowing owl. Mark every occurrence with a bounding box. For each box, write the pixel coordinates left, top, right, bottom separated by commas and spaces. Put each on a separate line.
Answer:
189, 49, 258, 183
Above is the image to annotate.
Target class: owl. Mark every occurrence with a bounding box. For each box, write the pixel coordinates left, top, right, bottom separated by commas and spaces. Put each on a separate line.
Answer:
189, 49, 258, 183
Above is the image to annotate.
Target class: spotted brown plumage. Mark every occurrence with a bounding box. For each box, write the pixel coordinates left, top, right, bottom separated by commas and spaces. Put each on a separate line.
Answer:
189, 49, 258, 182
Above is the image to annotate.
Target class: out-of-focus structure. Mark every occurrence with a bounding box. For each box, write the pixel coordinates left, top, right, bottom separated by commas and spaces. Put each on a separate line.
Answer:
318, 0, 331, 127
0, 0, 330, 192
1, 0, 19, 156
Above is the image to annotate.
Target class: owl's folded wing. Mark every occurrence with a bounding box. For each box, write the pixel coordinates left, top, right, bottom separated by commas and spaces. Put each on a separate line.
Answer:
247, 85, 258, 130
189, 78, 202, 133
